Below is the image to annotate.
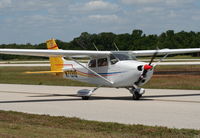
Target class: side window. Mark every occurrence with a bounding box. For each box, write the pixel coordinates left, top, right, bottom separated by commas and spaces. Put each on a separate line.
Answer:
110, 54, 118, 65
88, 59, 96, 68
98, 58, 108, 67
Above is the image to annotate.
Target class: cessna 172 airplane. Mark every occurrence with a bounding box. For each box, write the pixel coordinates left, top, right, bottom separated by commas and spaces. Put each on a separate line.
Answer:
0, 39, 200, 100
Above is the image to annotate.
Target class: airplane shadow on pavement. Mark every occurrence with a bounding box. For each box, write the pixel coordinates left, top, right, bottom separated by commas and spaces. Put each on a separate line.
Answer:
0, 93, 200, 103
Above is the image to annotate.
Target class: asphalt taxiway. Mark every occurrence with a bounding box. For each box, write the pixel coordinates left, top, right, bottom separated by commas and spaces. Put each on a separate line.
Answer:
0, 84, 200, 129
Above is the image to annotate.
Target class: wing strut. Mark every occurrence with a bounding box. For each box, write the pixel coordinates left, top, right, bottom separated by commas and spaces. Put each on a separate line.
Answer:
154, 53, 169, 67
69, 57, 114, 85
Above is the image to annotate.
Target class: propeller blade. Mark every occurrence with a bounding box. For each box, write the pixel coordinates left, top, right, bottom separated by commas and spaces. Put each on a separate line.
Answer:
149, 51, 158, 65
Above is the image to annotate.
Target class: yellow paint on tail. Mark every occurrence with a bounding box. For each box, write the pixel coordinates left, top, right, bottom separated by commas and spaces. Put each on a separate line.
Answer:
46, 39, 64, 72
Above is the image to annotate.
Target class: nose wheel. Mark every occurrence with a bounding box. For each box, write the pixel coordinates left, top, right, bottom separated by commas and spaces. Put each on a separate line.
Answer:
132, 91, 142, 100
128, 87, 145, 100
82, 96, 90, 100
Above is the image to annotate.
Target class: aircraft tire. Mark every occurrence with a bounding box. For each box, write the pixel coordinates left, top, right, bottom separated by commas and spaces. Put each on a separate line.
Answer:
82, 96, 90, 100
132, 92, 142, 100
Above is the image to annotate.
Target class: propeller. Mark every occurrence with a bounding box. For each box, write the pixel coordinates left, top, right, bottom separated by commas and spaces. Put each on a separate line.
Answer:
135, 50, 158, 85
142, 50, 158, 76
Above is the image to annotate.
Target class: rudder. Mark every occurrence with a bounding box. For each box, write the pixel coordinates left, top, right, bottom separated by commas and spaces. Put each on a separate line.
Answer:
46, 39, 64, 72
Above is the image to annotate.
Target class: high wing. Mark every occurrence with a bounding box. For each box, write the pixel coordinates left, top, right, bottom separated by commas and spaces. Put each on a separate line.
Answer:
0, 48, 200, 57
132, 48, 200, 56
0, 49, 110, 58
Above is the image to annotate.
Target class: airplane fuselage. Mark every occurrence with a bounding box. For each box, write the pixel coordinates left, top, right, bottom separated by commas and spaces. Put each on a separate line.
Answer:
61, 60, 154, 87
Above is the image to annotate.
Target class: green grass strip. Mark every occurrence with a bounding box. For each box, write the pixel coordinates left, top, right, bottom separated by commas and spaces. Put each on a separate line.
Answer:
0, 110, 199, 138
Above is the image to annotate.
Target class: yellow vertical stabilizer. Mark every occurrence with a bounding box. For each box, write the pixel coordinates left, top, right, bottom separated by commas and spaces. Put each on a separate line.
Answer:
46, 39, 64, 72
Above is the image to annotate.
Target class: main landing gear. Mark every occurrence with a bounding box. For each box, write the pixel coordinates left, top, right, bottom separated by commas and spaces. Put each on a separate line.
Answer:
77, 86, 145, 100
77, 87, 99, 100
128, 87, 145, 100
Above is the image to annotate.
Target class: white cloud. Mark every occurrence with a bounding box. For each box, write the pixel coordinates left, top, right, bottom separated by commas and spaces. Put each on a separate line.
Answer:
165, 0, 194, 5
0, 0, 70, 13
86, 1, 112, 10
120, 0, 194, 5
135, 7, 177, 19
2, 14, 64, 31
168, 10, 177, 18
0, 0, 11, 8
88, 14, 119, 22
70, 0, 119, 12
136, 7, 163, 13
192, 16, 200, 21
17, 15, 64, 28
121, 0, 161, 4
191, 10, 200, 21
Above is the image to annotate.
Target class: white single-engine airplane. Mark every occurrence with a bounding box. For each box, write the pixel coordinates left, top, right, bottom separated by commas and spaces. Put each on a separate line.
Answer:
0, 39, 200, 100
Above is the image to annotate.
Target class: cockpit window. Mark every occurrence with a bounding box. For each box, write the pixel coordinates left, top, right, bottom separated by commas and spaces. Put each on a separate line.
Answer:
111, 52, 137, 61
98, 58, 108, 67
110, 54, 119, 64
88, 59, 96, 68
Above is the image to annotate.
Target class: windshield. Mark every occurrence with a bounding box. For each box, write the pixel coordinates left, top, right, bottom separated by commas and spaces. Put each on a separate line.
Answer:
111, 52, 137, 61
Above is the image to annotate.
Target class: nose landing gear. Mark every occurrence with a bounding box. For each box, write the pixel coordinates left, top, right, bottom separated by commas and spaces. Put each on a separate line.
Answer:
128, 87, 145, 100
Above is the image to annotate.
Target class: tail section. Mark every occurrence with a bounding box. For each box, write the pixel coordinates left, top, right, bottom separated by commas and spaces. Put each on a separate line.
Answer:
46, 39, 64, 72
46, 39, 59, 50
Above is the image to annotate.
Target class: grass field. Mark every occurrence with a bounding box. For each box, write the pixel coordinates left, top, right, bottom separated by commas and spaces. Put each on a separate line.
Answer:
144, 65, 200, 90
0, 66, 95, 87
0, 110, 199, 138
0, 66, 199, 90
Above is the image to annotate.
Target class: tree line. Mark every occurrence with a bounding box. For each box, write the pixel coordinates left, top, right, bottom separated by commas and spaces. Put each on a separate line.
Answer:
0, 30, 200, 60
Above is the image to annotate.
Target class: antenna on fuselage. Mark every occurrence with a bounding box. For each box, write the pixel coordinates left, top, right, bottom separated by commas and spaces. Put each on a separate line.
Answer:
92, 43, 99, 51
113, 42, 119, 51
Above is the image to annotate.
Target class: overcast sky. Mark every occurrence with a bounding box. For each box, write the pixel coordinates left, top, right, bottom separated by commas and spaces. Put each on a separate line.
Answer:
0, 0, 200, 44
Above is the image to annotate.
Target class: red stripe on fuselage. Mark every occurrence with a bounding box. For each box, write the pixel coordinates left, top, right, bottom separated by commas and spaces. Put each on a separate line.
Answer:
56, 64, 118, 77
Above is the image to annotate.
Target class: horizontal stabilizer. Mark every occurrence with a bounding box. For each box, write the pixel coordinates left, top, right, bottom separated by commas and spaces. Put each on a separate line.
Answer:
25, 71, 63, 74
